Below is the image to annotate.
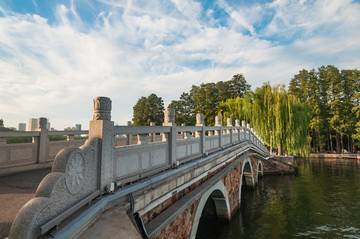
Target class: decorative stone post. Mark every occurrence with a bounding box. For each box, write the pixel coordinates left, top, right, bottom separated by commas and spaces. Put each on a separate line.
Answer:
126, 121, 132, 145
215, 116, 222, 128
181, 123, 185, 139
149, 122, 156, 142
196, 113, 206, 155
215, 116, 222, 148
226, 118, 233, 144
35, 117, 48, 164
235, 119, 240, 142
240, 120, 246, 141
195, 113, 205, 136
246, 123, 251, 140
162, 108, 177, 168
89, 96, 114, 192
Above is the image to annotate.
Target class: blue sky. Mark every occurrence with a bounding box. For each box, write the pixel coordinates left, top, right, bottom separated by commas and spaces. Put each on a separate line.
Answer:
1, 0, 360, 129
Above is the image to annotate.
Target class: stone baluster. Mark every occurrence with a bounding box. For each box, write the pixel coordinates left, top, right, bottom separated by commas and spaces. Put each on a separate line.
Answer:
163, 108, 177, 167
227, 118, 233, 144
35, 117, 48, 164
181, 123, 185, 139
89, 96, 114, 192
126, 121, 132, 145
150, 122, 156, 142
235, 119, 240, 142
246, 123, 251, 140
250, 128, 254, 142
196, 113, 206, 155
215, 116, 222, 148
240, 120, 246, 141
195, 113, 204, 137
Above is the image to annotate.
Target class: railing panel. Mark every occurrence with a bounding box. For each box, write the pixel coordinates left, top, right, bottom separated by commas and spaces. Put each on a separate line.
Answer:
222, 134, 231, 146
0, 143, 37, 169
114, 142, 169, 181
176, 138, 201, 162
205, 135, 220, 152
48, 140, 87, 161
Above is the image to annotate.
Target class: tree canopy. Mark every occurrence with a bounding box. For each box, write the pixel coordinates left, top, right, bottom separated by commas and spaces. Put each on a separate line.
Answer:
289, 65, 360, 153
169, 73, 251, 125
132, 93, 164, 126
218, 84, 311, 157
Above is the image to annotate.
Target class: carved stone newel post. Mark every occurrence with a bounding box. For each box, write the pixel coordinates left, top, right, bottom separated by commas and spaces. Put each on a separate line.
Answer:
36, 117, 48, 163
163, 108, 177, 167
89, 96, 114, 192
215, 116, 222, 148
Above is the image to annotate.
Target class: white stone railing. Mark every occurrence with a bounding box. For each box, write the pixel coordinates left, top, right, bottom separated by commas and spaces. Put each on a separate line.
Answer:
91, 100, 268, 188
111, 124, 266, 185
8, 96, 268, 239
0, 125, 89, 175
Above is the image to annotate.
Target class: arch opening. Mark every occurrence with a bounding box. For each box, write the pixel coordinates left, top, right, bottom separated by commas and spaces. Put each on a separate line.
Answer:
242, 160, 254, 188
258, 161, 263, 179
195, 190, 228, 239
190, 181, 230, 239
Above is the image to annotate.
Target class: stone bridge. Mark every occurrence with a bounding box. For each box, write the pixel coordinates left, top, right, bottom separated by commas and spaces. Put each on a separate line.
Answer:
8, 96, 270, 239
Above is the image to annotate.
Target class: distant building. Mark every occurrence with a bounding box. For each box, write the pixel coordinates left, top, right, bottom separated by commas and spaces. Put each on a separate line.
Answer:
64, 127, 76, 131
28, 118, 50, 131
18, 123, 26, 131
75, 124, 81, 131
28, 118, 37, 131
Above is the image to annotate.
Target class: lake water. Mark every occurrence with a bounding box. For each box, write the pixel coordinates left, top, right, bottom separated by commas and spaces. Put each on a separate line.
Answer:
197, 158, 360, 239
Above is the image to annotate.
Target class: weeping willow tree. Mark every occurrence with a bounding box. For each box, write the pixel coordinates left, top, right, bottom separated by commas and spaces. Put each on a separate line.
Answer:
218, 83, 311, 157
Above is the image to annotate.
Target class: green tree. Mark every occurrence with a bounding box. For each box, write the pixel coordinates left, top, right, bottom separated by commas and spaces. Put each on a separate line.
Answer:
168, 92, 196, 126
132, 93, 164, 126
219, 83, 311, 157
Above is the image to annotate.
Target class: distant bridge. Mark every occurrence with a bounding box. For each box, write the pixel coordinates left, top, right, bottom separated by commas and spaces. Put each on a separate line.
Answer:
9, 96, 270, 239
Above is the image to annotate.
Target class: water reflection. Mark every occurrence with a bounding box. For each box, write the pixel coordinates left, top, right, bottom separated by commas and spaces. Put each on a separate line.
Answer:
198, 158, 360, 239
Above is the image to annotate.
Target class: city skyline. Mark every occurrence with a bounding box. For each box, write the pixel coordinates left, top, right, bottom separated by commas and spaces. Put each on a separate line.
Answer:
1, 0, 360, 129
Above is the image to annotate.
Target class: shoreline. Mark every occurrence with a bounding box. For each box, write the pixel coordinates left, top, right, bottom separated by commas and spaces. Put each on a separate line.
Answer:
309, 153, 359, 159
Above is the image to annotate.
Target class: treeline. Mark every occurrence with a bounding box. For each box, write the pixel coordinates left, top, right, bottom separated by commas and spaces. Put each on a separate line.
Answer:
132, 74, 250, 126
168, 74, 250, 126
289, 65, 360, 154
132, 66, 360, 156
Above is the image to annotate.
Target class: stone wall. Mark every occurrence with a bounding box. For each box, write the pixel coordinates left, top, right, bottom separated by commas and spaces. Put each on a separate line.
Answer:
155, 201, 199, 239
263, 156, 295, 175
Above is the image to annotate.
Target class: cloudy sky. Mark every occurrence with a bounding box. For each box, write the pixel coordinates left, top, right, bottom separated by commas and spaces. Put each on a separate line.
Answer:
1, 0, 360, 130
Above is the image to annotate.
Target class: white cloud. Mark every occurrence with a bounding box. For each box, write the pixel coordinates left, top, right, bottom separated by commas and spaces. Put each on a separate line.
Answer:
0, 0, 360, 129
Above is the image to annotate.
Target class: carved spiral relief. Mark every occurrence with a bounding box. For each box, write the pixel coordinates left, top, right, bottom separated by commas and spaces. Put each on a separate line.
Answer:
65, 151, 85, 194
93, 96, 112, 120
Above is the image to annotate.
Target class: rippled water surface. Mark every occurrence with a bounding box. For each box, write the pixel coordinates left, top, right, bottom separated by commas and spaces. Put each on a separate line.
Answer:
198, 158, 360, 239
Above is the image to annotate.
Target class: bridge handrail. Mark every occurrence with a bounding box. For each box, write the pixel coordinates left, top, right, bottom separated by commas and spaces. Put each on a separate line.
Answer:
114, 125, 171, 134
0, 131, 41, 137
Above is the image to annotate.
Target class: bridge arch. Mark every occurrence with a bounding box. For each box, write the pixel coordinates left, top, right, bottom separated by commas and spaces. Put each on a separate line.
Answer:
241, 157, 255, 188
190, 180, 230, 239
257, 160, 263, 179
